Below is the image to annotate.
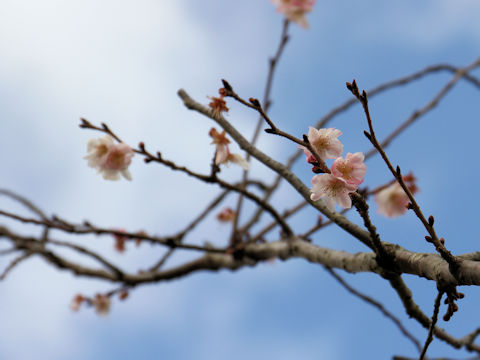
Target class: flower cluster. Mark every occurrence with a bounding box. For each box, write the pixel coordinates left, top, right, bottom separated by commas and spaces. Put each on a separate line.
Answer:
209, 128, 249, 170
84, 135, 134, 181
375, 174, 418, 218
69, 292, 111, 317
305, 127, 366, 212
271, 0, 316, 28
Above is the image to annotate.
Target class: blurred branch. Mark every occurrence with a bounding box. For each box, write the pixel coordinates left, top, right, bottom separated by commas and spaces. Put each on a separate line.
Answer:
325, 266, 422, 353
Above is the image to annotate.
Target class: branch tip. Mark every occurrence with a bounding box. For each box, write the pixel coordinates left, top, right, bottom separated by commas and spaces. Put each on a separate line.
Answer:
221, 79, 232, 92
396, 165, 402, 176
249, 98, 261, 108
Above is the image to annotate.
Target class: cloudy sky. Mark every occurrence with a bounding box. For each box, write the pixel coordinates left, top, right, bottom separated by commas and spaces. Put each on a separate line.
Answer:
1, 1, 480, 359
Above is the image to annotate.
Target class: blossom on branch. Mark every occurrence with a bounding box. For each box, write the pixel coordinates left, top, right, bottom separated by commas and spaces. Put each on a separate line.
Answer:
299, 127, 343, 162
217, 207, 236, 223
93, 293, 111, 317
70, 294, 84, 312
375, 175, 418, 218
209, 128, 230, 164
84, 135, 134, 181
113, 229, 128, 253
209, 95, 229, 118
272, 0, 316, 28
209, 128, 249, 170
310, 174, 357, 212
331, 152, 366, 185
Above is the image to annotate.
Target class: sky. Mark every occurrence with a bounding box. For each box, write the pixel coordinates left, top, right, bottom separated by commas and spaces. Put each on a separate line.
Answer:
0, 1, 480, 359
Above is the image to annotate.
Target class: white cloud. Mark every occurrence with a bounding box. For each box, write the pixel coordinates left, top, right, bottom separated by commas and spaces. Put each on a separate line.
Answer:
0, 2, 284, 359
377, 0, 480, 47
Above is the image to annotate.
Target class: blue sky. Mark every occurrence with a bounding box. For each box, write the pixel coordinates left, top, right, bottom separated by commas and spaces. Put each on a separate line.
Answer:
1, 1, 480, 359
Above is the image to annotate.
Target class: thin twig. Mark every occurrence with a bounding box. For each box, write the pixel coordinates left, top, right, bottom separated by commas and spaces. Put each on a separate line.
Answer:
148, 248, 175, 272
0, 210, 225, 253
419, 291, 444, 360
347, 79, 461, 272
326, 267, 422, 353
0, 251, 32, 280
230, 19, 290, 244
317, 61, 480, 130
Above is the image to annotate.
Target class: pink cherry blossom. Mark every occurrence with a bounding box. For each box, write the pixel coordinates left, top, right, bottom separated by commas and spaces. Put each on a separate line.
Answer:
310, 174, 357, 211
331, 152, 366, 185
374, 183, 410, 218
102, 143, 135, 180
375, 173, 419, 218
70, 294, 84, 312
299, 127, 343, 162
84, 136, 134, 181
272, 0, 316, 28
84, 135, 114, 168
93, 293, 111, 317
209, 128, 249, 170
217, 208, 236, 223
226, 153, 249, 170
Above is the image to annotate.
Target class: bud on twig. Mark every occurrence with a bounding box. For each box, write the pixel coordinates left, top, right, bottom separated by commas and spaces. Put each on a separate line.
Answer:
221, 79, 232, 92
361, 90, 368, 102
428, 215, 435, 227
249, 98, 261, 108
363, 131, 372, 141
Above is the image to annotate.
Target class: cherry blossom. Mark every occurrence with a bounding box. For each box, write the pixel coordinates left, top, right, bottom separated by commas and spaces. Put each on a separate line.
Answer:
310, 174, 357, 212
331, 152, 366, 185
299, 127, 343, 162
272, 0, 316, 28
209, 128, 230, 164
226, 153, 249, 170
93, 293, 111, 317
375, 176, 418, 218
209, 95, 229, 118
84, 135, 114, 168
84, 135, 134, 181
113, 229, 128, 253
217, 208, 236, 223
209, 128, 249, 170
70, 294, 84, 312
